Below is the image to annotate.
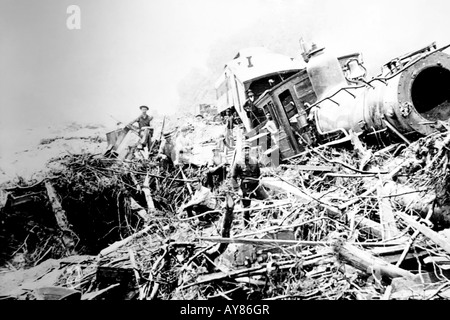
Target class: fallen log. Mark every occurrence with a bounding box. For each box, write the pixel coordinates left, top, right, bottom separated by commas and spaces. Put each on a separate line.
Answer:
44, 181, 75, 249
45, 182, 71, 231
334, 242, 415, 280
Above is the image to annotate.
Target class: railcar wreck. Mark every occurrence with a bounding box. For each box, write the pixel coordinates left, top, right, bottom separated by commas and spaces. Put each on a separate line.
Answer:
216, 42, 450, 163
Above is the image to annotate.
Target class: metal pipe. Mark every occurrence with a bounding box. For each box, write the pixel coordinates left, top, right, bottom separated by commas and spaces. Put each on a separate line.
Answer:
382, 119, 411, 145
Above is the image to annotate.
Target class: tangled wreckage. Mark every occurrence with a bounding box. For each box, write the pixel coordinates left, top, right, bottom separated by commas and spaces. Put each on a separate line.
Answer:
215, 41, 450, 161
1, 40, 450, 300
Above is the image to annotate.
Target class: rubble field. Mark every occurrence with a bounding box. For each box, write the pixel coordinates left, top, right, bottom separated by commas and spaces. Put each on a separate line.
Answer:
1, 118, 450, 300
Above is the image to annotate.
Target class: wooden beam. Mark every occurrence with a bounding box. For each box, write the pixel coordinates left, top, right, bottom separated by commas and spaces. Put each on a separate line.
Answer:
206, 195, 234, 262
44, 181, 75, 249
200, 236, 330, 246
128, 249, 145, 300
377, 185, 400, 241
142, 173, 155, 212
261, 177, 341, 215
394, 210, 450, 255
335, 242, 415, 280
339, 159, 413, 211
246, 131, 269, 143
180, 168, 193, 195
199, 236, 404, 247
129, 197, 149, 222
99, 225, 154, 257
179, 252, 334, 290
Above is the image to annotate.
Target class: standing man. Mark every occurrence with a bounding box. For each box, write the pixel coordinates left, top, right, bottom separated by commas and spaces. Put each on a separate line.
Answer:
157, 131, 176, 171
174, 126, 193, 167
231, 143, 269, 228
243, 89, 264, 129
206, 146, 227, 191
261, 114, 279, 148
224, 109, 235, 147
178, 178, 219, 225
126, 105, 154, 151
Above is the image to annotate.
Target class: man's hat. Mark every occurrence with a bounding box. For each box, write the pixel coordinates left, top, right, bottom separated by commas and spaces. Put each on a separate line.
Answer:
246, 89, 253, 94
163, 131, 173, 137
243, 141, 251, 149
139, 105, 149, 111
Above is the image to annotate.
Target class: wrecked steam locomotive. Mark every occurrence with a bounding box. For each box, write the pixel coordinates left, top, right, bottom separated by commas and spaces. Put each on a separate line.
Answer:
215, 42, 450, 162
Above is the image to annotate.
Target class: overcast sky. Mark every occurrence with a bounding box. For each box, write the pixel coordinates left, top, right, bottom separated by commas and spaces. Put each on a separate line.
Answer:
1, 0, 450, 133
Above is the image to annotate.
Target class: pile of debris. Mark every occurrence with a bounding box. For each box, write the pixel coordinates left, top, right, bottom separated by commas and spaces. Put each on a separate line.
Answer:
1, 125, 450, 300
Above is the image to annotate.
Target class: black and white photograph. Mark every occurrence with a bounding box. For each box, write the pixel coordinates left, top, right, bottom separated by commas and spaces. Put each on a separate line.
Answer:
1, 0, 450, 307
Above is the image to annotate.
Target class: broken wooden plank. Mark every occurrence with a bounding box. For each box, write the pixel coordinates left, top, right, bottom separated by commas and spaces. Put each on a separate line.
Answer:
130, 173, 142, 192
334, 242, 415, 280
348, 210, 383, 239
369, 244, 409, 256
45, 182, 71, 231
382, 181, 435, 215
200, 236, 405, 247
44, 181, 75, 249
129, 197, 149, 222
200, 237, 331, 247
261, 177, 341, 215
99, 224, 154, 257
143, 173, 155, 211
377, 184, 400, 241
263, 145, 279, 156
394, 210, 450, 255
349, 129, 373, 170
81, 283, 120, 300
423, 256, 450, 270
180, 168, 193, 195
381, 251, 427, 265
346, 207, 384, 240
128, 249, 145, 300
280, 164, 336, 172
395, 206, 433, 267
246, 131, 269, 143
206, 194, 234, 262
339, 159, 413, 211
232, 199, 292, 213
179, 252, 334, 290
